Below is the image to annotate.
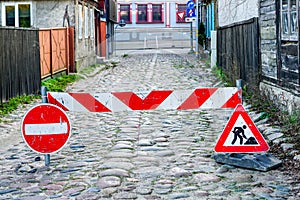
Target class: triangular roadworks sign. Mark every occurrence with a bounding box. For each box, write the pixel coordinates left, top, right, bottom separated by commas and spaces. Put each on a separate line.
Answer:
215, 104, 269, 153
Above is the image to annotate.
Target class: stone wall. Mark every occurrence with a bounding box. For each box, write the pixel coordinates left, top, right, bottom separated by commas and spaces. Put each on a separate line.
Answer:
259, 0, 277, 79
260, 81, 300, 114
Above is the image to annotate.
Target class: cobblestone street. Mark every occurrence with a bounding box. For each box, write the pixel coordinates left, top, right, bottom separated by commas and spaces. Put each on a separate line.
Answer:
0, 49, 299, 199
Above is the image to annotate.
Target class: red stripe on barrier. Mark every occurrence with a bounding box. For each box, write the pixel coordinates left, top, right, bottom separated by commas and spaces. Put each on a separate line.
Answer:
69, 93, 111, 112
113, 90, 173, 110
221, 90, 242, 108
47, 93, 69, 111
177, 88, 218, 110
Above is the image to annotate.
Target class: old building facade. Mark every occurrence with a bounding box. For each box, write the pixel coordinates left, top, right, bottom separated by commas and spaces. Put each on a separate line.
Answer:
117, 0, 189, 28
0, 0, 106, 71
259, 0, 300, 114
217, 0, 300, 114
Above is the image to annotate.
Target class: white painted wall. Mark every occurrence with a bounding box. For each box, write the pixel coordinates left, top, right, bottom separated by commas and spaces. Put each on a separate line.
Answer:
218, 0, 259, 27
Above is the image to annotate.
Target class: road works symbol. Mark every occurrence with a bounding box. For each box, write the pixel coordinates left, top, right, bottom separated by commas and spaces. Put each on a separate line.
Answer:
214, 104, 269, 153
21, 104, 71, 154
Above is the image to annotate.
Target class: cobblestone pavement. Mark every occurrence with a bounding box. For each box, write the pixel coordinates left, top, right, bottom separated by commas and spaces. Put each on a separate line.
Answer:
0, 49, 299, 199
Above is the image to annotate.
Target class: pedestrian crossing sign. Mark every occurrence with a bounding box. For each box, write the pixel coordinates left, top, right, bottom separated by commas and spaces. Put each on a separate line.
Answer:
214, 104, 269, 153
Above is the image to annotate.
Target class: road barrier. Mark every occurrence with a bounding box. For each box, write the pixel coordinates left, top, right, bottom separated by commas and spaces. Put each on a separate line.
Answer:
21, 81, 281, 171
47, 87, 242, 112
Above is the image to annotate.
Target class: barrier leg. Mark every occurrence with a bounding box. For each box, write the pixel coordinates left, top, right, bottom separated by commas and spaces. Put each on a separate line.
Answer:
236, 79, 243, 104
236, 79, 242, 90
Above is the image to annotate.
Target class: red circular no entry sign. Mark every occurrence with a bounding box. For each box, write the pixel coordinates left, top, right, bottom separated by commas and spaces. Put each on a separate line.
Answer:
21, 104, 71, 154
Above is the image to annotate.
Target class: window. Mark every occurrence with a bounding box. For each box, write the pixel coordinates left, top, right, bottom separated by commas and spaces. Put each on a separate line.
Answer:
90, 8, 94, 38
205, 2, 215, 38
137, 4, 147, 23
2, 3, 31, 27
120, 4, 130, 23
19, 4, 30, 27
78, 5, 83, 39
152, 4, 162, 22
84, 6, 89, 38
5, 6, 15, 26
177, 4, 186, 23
281, 0, 298, 40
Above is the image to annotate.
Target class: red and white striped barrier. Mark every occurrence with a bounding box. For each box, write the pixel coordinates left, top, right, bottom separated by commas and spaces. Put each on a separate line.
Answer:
47, 87, 241, 112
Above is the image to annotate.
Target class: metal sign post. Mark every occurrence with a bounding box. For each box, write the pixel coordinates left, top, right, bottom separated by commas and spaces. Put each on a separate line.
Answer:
21, 103, 71, 164
195, 0, 199, 58
41, 86, 50, 166
21, 86, 71, 167
186, 0, 196, 54
189, 22, 194, 54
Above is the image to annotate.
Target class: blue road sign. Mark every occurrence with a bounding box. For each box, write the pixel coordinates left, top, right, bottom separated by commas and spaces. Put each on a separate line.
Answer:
186, 8, 196, 17
186, 0, 196, 18
187, 0, 195, 9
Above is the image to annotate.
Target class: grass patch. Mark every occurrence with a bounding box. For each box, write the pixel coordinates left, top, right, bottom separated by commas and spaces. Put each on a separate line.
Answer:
173, 64, 185, 69
78, 64, 100, 74
244, 91, 300, 132
0, 95, 38, 122
42, 74, 80, 92
0, 74, 79, 122
212, 66, 234, 87
0, 61, 114, 121
244, 91, 300, 166
173, 64, 195, 69
0, 73, 80, 122
78, 63, 114, 75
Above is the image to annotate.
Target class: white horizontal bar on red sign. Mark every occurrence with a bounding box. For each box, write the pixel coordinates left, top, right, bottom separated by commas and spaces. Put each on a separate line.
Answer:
25, 123, 68, 135
47, 87, 241, 113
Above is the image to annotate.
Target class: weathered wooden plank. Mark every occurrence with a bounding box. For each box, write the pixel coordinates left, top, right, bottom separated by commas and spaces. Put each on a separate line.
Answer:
217, 18, 260, 91
0, 27, 41, 104
0, 28, 3, 103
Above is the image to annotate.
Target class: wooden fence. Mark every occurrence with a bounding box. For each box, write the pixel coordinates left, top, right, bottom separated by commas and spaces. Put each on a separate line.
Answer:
217, 18, 260, 91
0, 27, 75, 104
0, 27, 41, 104
39, 27, 75, 78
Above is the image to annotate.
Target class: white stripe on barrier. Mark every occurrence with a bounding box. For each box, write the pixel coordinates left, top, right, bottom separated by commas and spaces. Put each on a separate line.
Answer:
94, 93, 113, 110
201, 88, 237, 108
111, 94, 132, 112
50, 92, 89, 112
157, 90, 194, 110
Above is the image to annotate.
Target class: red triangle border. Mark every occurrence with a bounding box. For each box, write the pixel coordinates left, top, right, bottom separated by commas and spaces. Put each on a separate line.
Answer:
214, 104, 269, 153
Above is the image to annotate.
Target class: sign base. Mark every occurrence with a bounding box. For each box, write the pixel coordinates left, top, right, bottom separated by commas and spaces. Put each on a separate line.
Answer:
213, 153, 282, 171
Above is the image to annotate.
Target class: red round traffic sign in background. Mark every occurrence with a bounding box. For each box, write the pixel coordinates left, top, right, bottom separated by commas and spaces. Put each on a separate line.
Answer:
21, 104, 71, 154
